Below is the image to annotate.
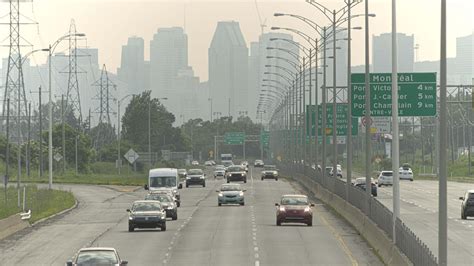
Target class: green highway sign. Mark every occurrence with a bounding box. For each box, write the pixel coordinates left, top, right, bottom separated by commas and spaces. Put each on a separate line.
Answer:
306, 104, 358, 136
224, 132, 246, 145
351, 72, 437, 117
260, 131, 270, 147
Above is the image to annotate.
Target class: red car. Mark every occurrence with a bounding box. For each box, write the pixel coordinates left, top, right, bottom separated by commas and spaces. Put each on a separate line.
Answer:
275, 194, 315, 226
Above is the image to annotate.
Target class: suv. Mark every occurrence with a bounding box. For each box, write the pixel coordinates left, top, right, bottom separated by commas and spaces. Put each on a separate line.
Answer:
226, 165, 247, 183
378, 171, 393, 187
261, 165, 279, 180
186, 168, 206, 187
460, 190, 474, 219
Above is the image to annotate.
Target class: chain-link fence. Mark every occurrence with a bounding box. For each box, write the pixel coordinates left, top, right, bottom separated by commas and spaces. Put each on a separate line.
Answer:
280, 162, 438, 266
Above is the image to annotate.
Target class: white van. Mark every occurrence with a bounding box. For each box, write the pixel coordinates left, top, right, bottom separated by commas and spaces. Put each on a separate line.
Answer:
145, 168, 183, 205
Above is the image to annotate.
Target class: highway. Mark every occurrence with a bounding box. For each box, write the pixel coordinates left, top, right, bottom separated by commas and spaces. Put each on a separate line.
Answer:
0, 167, 382, 266
377, 180, 474, 265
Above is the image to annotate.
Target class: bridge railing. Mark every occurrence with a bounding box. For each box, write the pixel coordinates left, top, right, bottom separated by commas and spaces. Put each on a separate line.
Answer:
279, 162, 438, 266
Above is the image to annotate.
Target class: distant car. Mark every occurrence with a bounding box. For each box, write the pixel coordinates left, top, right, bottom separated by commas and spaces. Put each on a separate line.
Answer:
186, 168, 206, 187
145, 193, 178, 220
66, 247, 127, 266
241, 161, 249, 167
275, 195, 314, 226
204, 161, 213, 166
254, 160, 264, 167
328, 166, 343, 178
240, 163, 249, 172
127, 200, 166, 232
191, 160, 199, 166
217, 183, 246, 206
214, 166, 226, 179
399, 167, 414, 181
150, 187, 180, 207
210, 160, 216, 165
378, 171, 393, 187
460, 190, 474, 219
311, 164, 322, 172
177, 169, 187, 180
226, 165, 247, 183
261, 165, 279, 180
353, 177, 377, 197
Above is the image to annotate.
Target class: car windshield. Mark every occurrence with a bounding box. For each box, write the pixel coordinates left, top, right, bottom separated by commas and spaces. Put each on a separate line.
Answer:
264, 165, 276, 170
178, 169, 186, 173
469, 193, 474, 200
76, 250, 118, 265
228, 166, 243, 172
215, 167, 225, 171
281, 197, 308, 205
132, 202, 162, 212
220, 185, 241, 191
381, 172, 393, 176
188, 169, 203, 175
145, 194, 172, 202
150, 176, 176, 188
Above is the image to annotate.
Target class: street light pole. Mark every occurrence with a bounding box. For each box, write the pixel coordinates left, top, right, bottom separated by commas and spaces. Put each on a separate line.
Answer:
364, 0, 373, 211
322, 27, 328, 181
332, 10, 338, 179
346, 0, 353, 200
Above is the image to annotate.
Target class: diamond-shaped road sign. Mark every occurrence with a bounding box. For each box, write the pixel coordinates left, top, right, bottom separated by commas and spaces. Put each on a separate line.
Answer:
54, 153, 63, 162
124, 148, 139, 164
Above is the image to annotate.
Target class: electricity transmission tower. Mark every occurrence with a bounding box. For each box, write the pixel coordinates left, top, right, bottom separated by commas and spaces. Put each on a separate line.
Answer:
2, 0, 29, 139
92, 65, 116, 151
65, 19, 83, 125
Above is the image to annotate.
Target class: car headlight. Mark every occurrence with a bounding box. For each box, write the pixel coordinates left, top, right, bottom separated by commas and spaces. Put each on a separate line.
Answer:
241, 173, 244, 176
279, 206, 285, 212
218, 193, 223, 197
167, 206, 174, 210
129, 215, 134, 220
304, 207, 311, 212
186, 176, 191, 180
200, 176, 205, 179
173, 189, 177, 194
161, 212, 166, 219
239, 191, 244, 196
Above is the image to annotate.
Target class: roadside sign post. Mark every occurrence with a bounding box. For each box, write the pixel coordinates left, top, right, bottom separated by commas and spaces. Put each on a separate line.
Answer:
307, 104, 358, 137
124, 149, 139, 172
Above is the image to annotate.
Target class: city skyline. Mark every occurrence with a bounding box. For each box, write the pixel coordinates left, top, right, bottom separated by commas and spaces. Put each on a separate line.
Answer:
0, 0, 471, 82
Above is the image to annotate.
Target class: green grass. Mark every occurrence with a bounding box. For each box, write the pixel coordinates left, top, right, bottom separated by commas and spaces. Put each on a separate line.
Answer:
0, 185, 75, 223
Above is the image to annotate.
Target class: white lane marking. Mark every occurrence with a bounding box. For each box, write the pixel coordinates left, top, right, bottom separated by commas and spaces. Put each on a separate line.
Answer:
255, 261, 260, 266
254, 247, 259, 252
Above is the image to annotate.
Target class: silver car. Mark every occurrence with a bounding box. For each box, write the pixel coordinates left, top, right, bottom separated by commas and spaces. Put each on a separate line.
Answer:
67, 247, 128, 266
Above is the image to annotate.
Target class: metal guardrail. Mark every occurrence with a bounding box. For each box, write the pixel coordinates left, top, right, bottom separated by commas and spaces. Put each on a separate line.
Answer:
280, 162, 438, 266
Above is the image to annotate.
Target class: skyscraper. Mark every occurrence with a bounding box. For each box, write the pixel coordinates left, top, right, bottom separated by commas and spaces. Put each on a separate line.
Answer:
373, 33, 414, 72
209, 21, 248, 118
150, 27, 188, 99
117, 36, 145, 94
455, 32, 473, 84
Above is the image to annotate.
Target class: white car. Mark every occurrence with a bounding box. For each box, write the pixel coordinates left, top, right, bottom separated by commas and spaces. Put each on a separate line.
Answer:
214, 166, 226, 179
191, 160, 199, 166
204, 161, 213, 166
399, 167, 414, 181
378, 171, 393, 187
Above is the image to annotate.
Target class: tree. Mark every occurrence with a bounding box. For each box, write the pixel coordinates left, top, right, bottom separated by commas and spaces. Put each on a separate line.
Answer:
90, 122, 117, 161
121, 91, 187, 154
48, 124, 93, 172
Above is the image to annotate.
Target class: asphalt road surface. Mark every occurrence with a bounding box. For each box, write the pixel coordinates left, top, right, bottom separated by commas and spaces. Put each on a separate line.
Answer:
376, 180, 474, 265
0, 167, 382, 266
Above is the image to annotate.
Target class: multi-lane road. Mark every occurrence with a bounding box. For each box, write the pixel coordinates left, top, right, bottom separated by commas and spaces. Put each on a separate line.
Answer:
376, 180, 474, 265
0, 167, 382, 266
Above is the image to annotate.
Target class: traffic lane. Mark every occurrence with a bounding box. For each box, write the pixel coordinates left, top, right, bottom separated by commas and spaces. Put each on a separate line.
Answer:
166, 179, 255, 266
377, 186, 474, 265
0, 184, 141, 265
251, 167, 382, 266
91, 178, 221, 266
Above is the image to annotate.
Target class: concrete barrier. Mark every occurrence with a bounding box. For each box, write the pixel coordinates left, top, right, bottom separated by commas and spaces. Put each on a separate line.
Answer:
289, 173, 412, 266
0, 214, 29, 240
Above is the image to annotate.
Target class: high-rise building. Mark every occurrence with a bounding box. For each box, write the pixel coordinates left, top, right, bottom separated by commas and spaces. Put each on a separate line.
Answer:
117, 37, 145, 94
252, 32, 299, 121
373, 33, 414, 72
209, 21, 249, 118
455, 32, 473, 84
150, 27, 188, 99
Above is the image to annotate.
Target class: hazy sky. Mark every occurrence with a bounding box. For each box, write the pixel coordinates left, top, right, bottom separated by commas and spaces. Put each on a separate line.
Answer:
1, 0, 473, 81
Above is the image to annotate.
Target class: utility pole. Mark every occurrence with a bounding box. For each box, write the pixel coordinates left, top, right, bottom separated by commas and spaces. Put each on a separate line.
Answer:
5, 99, 11, 204
364, 0, 373, 212
62, 94, 66, 173
38, 86, 43, 177
26, 103, 31, 177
